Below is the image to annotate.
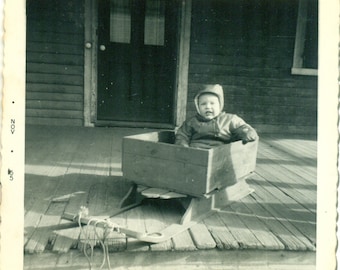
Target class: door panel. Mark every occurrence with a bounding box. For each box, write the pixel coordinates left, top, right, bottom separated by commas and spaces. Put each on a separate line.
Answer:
97, 0, 179, 124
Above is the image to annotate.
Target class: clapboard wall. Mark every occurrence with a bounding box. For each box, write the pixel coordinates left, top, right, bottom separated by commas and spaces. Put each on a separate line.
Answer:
26, 0, 85, 126
25, 0, 318, 133
187, 0, 318, 134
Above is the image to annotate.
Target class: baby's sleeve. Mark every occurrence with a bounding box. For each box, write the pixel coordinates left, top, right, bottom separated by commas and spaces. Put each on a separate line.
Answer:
175, 121, 192, 147
231, 115, 258, 143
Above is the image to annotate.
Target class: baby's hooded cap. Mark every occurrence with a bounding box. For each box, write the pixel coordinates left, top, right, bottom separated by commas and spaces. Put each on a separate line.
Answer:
194, 84, 224, 115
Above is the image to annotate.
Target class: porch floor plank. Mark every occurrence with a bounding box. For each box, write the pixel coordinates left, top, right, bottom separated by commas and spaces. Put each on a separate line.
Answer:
189, 223, 217, 250
24, 125, 316, 257
52, 177, 105, 253
125, 206, 150, 252
255, 141, 316, 207
248, 179, 316, 249
203, 213, 240, 249
172, 230, 197, 251
217, 207, 263, 249
159, 200, 197, 251
254, 166, 316, 207
24, 177, 60, 245
248, 174, 315, 221
52, 179, 104, 253
227, 200, 285, 250
258, 139, 316, 183
49, 134, 102, 253
25, 201, 67, 253
240, 194, 308, 251
25, 126, 60, 177
142, 201, 174, 251
52, 227, 81, 253
262, 134, 317, 162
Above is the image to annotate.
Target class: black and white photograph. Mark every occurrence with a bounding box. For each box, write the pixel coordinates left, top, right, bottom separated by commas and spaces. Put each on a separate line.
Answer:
0, 0, 338, 269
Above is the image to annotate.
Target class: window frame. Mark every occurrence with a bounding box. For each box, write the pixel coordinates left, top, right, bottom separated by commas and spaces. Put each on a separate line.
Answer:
291, 0, 318, 76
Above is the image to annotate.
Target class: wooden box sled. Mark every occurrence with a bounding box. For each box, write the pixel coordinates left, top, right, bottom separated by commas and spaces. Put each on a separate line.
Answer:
122, 131, 258, 197
117, 131, 258, 242
63, 131, 258, 244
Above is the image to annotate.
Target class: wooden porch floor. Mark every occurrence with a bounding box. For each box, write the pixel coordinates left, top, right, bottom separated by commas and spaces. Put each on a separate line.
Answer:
24, 125, 317, 267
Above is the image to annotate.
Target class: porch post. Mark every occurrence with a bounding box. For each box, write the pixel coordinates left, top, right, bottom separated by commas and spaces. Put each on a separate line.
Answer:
175, 0, 192, 127
84, 0, 98, 127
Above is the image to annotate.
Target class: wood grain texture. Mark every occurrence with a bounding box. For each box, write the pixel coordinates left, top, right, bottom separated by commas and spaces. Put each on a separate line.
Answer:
122, 132, 257, 197
186, 0, 317, 134
24, 126, 316, 254
26, 0, 84, 126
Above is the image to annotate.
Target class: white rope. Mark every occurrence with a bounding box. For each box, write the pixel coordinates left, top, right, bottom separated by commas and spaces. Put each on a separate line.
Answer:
77, 207, 122, 270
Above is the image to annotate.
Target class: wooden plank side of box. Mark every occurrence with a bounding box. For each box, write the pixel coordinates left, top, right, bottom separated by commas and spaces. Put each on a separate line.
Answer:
122, 152, 209, 197
122, 137, 209, 166
207, 140, 258, 190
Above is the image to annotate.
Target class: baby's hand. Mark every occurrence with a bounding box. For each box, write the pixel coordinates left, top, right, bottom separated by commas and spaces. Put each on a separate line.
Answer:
242, 129, 258, 144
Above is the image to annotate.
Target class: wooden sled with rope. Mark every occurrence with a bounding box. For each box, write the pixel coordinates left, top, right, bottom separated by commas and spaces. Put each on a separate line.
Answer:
63, 131, 258, 244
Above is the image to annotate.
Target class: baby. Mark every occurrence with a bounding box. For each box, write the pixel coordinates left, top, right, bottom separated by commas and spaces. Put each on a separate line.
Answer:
175, 84, 258, 149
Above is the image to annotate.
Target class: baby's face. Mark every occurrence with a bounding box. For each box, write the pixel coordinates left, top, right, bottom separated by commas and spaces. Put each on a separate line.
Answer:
198, 94, 221, 120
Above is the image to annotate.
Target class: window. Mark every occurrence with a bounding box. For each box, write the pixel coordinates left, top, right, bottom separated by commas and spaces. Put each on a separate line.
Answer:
144, 0, 165, 46
110, 0, 131, 43
291, 0, 318, 76
109, 0, 165, 46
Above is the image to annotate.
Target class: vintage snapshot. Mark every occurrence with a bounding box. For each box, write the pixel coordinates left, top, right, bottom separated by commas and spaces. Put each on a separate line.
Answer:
0, 0, 338, 269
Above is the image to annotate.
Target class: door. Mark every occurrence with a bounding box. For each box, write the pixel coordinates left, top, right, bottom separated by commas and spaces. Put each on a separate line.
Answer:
97, 0, 179, 125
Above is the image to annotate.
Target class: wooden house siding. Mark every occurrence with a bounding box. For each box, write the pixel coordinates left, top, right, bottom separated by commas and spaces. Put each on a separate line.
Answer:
187, 0, 317, 134
26, 0, 85, 126
25, 0, 318, 134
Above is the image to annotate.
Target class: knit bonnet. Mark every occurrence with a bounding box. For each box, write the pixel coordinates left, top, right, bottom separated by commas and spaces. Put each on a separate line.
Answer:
194, 84, 224, 115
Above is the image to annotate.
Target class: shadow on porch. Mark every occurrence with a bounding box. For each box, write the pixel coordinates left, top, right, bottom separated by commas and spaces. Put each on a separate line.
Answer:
24, 125, 316, 269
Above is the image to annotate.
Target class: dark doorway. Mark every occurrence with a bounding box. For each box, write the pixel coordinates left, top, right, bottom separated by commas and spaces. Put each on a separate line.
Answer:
97, 0, 179, 125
